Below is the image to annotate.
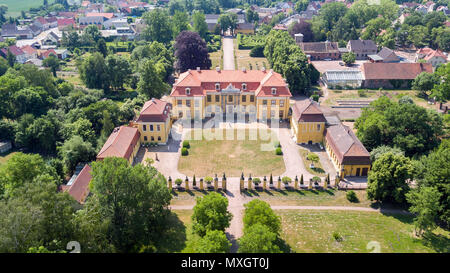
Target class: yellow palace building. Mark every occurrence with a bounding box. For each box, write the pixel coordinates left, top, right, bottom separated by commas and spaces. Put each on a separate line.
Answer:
169, 68, 292, 120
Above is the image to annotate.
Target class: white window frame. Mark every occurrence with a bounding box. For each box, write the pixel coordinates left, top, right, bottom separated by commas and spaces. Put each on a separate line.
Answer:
271, 88, 277, 95
242, 83, 247, 90
185, 88, 191, 95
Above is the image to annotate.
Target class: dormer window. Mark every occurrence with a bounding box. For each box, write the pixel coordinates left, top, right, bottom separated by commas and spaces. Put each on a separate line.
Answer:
215, 83, 220, 90
271, 88, 277, 95
185, 88, 191, 95
242, 83, 247, 90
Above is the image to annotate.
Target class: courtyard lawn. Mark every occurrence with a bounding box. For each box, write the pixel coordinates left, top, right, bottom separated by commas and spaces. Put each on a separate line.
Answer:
178, 129, 286, 177
244, 189, 376, 208
299, 148, 326, 177
235, 45, 268, 71
277, 210, 450, 253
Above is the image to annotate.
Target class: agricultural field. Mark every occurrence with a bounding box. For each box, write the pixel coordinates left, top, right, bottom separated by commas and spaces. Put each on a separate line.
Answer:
0, 0, 53, 17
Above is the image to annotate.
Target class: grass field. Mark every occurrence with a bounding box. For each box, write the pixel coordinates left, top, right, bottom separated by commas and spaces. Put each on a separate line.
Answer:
298, 148, 326, 177
209, 49, 222, 70
277, 210, 450, 253
178, 129, 286, 177
243, 188, 378, 207
0, 0, 53, 17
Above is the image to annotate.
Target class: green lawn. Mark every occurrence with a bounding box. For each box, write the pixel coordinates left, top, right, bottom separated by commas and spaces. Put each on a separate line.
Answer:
299, 148, 326, 177
277, 210, 450, 253
244, 188, 378, 207
0, 0, 54, 17
178, 129, 285, 177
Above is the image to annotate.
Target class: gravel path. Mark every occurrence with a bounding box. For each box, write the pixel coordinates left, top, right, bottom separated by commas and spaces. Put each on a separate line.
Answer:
222, 36, 235, 70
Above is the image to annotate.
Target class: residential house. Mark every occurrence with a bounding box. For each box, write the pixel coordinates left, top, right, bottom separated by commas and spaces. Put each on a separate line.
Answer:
298, 41, 340, 60
361, 62, 433, 89
236, 23, 255, 34
1, 23, 33, 39
347, 40, 377, 60
170, 68, 292, 120
54, 49, 69, 59
415, 47, 447, 68
0, 45, 28, 63
103, 17, 129, 29
20, 45, 38, 60
96, 126, 141, 165
131, 98, 172, 144
79, 16, 106, 27
41, 31, 60, 46
57, 18, 76, 30
33, 17, 58, 30
368, 47, 400, 63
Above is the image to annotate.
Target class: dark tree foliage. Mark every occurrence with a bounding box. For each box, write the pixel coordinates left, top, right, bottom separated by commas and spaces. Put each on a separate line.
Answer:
288, 21, 313, 42
174, 31, 212, 73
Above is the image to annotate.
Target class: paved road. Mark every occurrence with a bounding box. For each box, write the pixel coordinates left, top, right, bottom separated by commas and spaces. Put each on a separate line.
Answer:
222, 36, 235, 70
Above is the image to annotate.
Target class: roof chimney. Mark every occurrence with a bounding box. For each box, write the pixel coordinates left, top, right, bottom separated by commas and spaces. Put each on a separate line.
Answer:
216, 66, 221, 72
196, 67, 200, 72
151, 98, 155, 102
242, 67, 246, 73
262, 67, 266, 72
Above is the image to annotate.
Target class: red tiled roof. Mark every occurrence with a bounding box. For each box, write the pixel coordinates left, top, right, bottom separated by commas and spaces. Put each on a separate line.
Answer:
171, 69, 291, 98
292, 100, 327, 123
423, 49, 447, 61
64, 165, 92, 204
97, 126, 140, 161
41, 49, 57, 59
325, 124, 371, 165
135, 99, 172, 123
361, 63, 433, 80
58, 18, 75, 27
86, 12, 114, 19
2, 45, 24, 56
20, 45, 37, 55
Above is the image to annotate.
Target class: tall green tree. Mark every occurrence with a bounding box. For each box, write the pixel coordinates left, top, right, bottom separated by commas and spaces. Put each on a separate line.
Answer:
137, 59, 169, 99
191, 192, 232, 237
142, 9, 173, 44
238, 223, 281, 253
89, 157, 172, 252
367, 152, 413, 204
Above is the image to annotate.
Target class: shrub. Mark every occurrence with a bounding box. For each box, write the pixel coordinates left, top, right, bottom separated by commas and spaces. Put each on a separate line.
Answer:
182, 140, 190, 148
205, 176, 213, 184
312, 176, 321, 183
332, 231, 343, 242
282, 176, 291, 184
175, 178, 183, 186
275, 147, 283, 155
307, 153, 319, 163
346, 190, 359, 203
253, 178, 261, 185
311, 94, 319, 102
181, 147, 189, 156
358, 89, 367, 97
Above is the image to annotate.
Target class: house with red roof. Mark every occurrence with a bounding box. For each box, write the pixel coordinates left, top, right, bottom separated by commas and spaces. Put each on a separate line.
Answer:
170, 68, 292, 120
0, 45, 27, 63
131, 98, 172, 144
62, 164, 92, 204
20, 45, 38, 60
58, 18, 76, 30
415, 47, 448, 68
97, 126, 141, 164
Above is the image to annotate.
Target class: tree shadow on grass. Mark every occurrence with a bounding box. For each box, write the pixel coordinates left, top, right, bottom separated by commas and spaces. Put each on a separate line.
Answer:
420, 232, 450, 253
276, 237, 294, 253
153, 212, 187, 253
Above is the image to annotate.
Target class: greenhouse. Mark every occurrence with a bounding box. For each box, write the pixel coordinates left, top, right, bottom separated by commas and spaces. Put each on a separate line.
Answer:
323, 70, 364, 89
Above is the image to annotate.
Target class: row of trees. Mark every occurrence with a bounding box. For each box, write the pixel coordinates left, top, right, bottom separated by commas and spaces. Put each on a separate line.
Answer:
264, 30, 319, 95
